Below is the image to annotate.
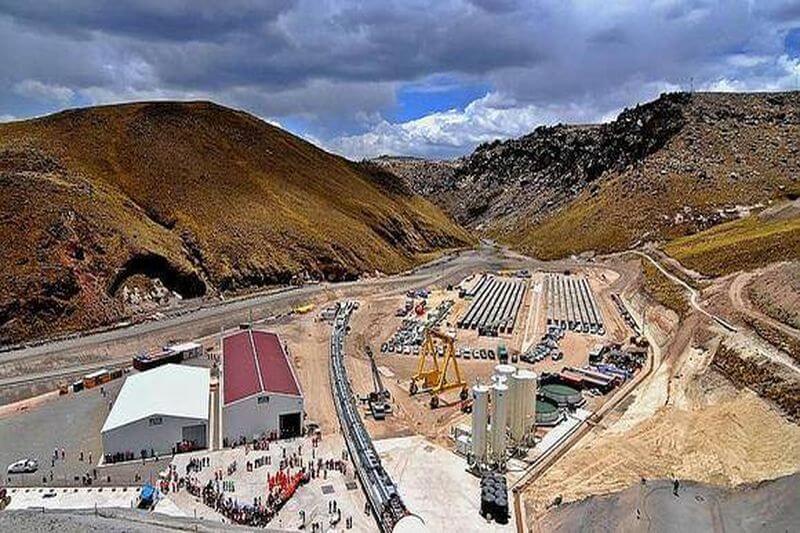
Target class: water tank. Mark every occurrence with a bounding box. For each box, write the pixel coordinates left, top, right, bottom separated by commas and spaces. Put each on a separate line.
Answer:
512, 369, 537, 444
490, 383, 509, 463
393, 514, 428, 533
471, 384, 490, 463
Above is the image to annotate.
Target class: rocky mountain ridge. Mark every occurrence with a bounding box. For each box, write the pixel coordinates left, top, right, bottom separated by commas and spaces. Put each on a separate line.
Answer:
374, 91, 800, 257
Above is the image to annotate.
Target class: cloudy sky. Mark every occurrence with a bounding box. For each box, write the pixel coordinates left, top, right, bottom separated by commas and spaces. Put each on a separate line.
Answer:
1, 1, 799, 159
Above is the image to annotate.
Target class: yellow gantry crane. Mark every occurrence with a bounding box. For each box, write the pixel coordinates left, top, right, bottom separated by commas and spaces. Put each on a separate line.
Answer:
409, 329, 468, 408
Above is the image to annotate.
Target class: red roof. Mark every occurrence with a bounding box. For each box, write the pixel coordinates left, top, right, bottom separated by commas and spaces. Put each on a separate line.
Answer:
223, 330, 301, 404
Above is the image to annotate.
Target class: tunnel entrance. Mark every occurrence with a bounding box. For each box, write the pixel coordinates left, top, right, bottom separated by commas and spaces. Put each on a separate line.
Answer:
108, 253, 206, 299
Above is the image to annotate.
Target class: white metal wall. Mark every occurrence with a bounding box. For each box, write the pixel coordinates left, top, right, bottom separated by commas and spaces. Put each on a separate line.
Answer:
222, 393, 303, 443
102, 415, 208, 457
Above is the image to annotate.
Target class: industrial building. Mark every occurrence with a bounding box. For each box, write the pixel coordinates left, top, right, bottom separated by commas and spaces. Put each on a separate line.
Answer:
101, 364, 210, 460
222, 329, 304, 444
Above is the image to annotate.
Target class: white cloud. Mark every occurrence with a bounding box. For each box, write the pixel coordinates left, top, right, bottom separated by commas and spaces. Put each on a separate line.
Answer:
326, 92, 555, 159
13, 79, 75, 104
325, 83, 683, 159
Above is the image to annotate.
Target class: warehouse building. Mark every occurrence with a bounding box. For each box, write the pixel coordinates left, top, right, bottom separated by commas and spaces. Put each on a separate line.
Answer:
101, 365, 210, 461
222, 329, 304, 445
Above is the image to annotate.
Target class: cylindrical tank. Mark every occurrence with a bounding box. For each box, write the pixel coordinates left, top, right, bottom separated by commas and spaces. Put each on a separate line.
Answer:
507, 371, 522, 439
471, 384, 490, 463
493, 364, 516, 429
491, 374, 507, 388
490, 383, 509, 463
512, 369, 537, 444
494, 364, 517, 380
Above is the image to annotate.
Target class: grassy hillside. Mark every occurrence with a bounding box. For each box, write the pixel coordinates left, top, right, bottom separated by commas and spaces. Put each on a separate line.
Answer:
0, 101, 473, 344
641, 260, 690, 316
476, 92, 800, 259
662, 206, 800, 276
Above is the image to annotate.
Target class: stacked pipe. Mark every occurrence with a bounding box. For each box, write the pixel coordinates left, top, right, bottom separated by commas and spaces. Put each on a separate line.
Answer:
546, 273, 605, 335
457, 275, 527, 334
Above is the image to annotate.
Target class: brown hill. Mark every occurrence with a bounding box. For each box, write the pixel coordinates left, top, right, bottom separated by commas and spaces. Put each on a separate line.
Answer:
381, 92, 800, 258
0, 101, 472, 345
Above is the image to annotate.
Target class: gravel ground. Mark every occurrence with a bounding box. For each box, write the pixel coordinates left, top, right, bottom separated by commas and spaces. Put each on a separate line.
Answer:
533, 473, 800, 532
0, 377, 169, 488
0, 508, 277, 532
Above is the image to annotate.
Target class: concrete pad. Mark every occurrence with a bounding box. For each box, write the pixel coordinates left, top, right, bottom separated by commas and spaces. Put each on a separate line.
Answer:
374, 435, 515, 532
5, 486, 185, 517
167, 434, 373, 531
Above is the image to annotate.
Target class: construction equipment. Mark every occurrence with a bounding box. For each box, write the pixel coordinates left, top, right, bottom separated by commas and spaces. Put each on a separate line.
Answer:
409, 329, 468, 408
365, 346, 391, 420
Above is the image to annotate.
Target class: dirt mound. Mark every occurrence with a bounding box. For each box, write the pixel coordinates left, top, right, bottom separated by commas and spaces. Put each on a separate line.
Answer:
747, 262, 800, 330
524, 391, 800, 517
0, 101, 473, 345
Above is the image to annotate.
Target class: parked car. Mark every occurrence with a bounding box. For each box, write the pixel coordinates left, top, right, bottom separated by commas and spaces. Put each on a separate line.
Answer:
463, 348, 472, 360
479, 349, 487, 360
7, 458, 38, 474
488, 349, 495, 360
511, 353, 518, 363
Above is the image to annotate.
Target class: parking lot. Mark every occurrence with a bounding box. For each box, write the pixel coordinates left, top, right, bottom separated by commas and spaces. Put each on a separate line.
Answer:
0, 378, 170, 488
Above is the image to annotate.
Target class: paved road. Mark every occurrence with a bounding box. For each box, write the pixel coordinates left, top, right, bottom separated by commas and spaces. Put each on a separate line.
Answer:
0, 247, 546, 398
0, 243, 621, 408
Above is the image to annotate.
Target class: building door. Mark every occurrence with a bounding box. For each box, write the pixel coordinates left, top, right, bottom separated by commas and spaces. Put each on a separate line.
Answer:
279, 412, 302, 438
182, 423, 207, 449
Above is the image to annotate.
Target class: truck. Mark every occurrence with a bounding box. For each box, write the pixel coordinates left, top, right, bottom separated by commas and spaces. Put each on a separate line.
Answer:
497, 343, 508, 363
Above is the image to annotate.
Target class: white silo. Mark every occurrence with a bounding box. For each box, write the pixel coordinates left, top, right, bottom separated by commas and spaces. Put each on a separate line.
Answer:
491, 373, 506, 386
470, 384, 490, 464
490, 383, 509, 463
508, 371, 524, 443
512, 369, 537, 444
494, 364, 517, 380
495, 364, 517, 428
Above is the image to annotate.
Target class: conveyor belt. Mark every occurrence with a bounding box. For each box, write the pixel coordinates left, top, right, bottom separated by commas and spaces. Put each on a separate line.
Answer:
329, 301, 408, 532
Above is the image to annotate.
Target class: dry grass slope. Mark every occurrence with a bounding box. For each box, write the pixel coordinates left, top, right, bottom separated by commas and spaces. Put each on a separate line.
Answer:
640, 260, 690, 316
662, 211, 800, 277
0, 101, 473, 344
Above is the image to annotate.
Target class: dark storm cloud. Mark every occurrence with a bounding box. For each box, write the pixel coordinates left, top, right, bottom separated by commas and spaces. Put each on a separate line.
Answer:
0, 0, 296, 41
1, 0, 799, 157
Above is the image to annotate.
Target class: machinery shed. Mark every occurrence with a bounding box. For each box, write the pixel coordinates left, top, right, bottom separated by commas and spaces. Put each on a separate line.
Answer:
101, 364, 210, 459
222, 329, 304, 444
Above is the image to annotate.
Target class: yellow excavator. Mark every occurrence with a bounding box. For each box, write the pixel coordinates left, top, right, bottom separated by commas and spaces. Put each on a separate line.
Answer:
409, 328, 468, 408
